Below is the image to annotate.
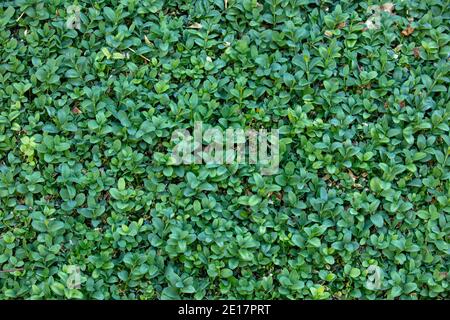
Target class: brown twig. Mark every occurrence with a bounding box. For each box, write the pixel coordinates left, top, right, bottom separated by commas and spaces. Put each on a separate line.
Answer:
0, 268, 24, 273
127, 48, 150, 63
16, 12, 25, 22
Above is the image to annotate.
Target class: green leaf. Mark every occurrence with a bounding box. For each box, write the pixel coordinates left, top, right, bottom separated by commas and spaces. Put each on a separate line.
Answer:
118, 178, 126, 191
369, 177, 382, 193
292, 234, 304, 247
48, 221, 65, 234
248, 195, 261, 206
221, 268, 233, 278
308, 238, 321, 248
370, 214, 384, 228
103, 7, 116, 22
238, 249, 253, 261
155, 81, 170, 94
0, 7, 15, 27
349, 268, 361, 278
50, 282, 65, 296
161, 287, 180, 300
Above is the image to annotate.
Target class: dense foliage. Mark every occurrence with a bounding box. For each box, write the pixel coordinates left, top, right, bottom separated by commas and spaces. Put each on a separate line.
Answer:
0, 0, 449, 300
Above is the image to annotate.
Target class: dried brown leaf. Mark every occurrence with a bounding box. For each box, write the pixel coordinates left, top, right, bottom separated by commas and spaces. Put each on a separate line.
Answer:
365, 3, 395, 30
381, 2, 394, 13
188, 22, 203, 29
365, 15, 381, 30
144, 35, 152, 45
401, 26, 414, 37
348, 170, 357, 182
337, 21, 347, 29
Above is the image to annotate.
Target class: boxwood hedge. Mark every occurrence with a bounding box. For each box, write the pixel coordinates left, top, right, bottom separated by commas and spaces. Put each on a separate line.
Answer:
0, 0, 449, 300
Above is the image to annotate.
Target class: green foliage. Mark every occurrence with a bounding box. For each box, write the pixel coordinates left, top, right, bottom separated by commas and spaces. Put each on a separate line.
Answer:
0, 0, 449, 300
